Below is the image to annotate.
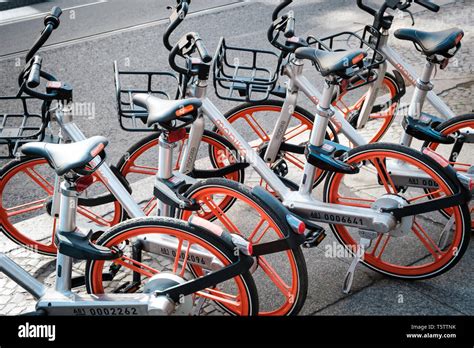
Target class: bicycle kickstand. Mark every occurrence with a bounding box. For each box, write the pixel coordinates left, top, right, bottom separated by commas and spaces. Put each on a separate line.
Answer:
342, 237, 371, 294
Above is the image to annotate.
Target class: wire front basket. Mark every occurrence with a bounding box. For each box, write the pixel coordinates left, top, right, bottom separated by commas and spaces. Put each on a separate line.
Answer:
114, 61, 181, 132
307, 26, 386, 90
0, 96, 47, 159
213, 38, 283, 102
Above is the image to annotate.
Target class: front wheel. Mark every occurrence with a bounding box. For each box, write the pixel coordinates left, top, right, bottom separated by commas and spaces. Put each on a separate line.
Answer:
324, 143, 470, 279
179, 178, 308, 316
86, 217, 259, 316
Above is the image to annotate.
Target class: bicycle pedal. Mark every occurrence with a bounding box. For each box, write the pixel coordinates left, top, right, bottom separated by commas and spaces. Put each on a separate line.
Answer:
303, 227, 327, 249
342, 237, 371, 294
271, 158, 289, 177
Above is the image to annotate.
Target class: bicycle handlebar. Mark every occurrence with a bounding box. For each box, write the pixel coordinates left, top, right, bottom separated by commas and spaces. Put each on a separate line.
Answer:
169, 32, 211, 75
25, 7, 62, 62
268, 1, 299, 53
194, 36, 212, 63
272, 0, 292, 21
19, 7, 63, 101
357, 0, 439, 24
163, 0, 191, 51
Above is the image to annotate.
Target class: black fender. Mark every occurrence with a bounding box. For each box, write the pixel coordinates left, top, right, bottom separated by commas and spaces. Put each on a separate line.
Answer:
250, 186, 306, 256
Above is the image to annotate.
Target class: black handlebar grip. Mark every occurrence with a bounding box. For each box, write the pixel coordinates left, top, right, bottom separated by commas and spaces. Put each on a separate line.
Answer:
414, 0, 440, 12
44, 7, 62, 28
27, 56, 43, 89
50, 6, 63, 18
284, 14, 295, 38
195, 38, 212, 63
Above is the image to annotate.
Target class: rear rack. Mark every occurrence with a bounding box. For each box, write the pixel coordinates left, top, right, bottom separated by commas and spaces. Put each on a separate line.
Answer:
114, 61, 180, 132
213, 38, 283, 102
0, 96, 47, 159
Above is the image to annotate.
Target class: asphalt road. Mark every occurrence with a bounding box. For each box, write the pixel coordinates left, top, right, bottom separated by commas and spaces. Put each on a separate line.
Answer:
0, 0, 242, 58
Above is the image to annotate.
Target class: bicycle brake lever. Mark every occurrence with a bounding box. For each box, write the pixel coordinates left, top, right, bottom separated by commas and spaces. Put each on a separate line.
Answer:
404, 9, 415, 26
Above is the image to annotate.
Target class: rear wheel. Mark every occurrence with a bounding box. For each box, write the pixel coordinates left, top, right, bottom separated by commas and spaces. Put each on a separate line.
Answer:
179, 178, 308, 316
324, 143, 470, 279
86, 217, 258, 316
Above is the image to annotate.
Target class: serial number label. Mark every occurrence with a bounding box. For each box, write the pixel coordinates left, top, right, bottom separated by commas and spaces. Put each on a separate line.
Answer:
311, 212, 365, 226
390, 175, 439, 189
73, 307, 139, 316
160, 247, 208, 266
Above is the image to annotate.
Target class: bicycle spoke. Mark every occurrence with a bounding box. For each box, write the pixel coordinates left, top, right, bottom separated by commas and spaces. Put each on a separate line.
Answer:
408, 189, 444, 203
412, 221, 443, 259
200, 197, 240, 234
336, 196, 375, 208
258, 256, 291, 298
77, 206, 112, 226
284, 124, 310, 141
242, 113, 270, 143
284, 152, 305, 170
371, 158, 398, 194
249, 218, 271, 244
370, 234, 391, 259
178, 242, 192, 278
5, 198, 48, 217
142, 198, 157, 216
172, 238, 184, 274
195, 290, 241, 309
24, 168, 54, 194
114, 254, 159, 278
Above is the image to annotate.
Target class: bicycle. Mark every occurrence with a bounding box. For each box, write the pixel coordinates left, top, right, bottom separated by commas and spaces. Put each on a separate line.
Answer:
0, 6, 309, 316
113, 0, 472, 294
216, 0, 473, 208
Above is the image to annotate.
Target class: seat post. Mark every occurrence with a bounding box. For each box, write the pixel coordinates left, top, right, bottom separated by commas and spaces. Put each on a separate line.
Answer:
157, 133, 174, 217
55, 181, 78, 293
299, 78, 336, 196
401, 60, 435, 147
309, 78, 336, 148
